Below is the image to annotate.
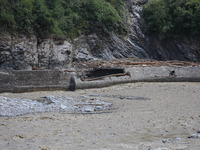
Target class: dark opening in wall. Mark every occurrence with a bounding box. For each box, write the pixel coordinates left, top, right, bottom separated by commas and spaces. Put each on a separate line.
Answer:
85, 67, 125, 78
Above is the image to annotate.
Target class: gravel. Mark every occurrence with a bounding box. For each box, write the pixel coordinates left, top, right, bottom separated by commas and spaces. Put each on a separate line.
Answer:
0, 95, 113, 117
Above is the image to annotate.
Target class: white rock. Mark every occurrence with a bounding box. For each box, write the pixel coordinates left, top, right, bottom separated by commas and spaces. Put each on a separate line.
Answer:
83, 106, 95, 112
60, 104, 67, 109
155, 148, 168, 150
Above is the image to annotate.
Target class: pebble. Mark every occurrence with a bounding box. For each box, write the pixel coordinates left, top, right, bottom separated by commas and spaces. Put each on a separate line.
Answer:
154, 148, 168, 150
82, 106, 95, 112
60, 104, 67, 109
88, 94, 150, 100
95, 106, 103, 111
0, 95, 113, 117
197, 129, 200, 133
39, 145, 50, 150
162, 138, 181, 143
175, 138, 181, 141
188, 134, 200, 139
162, 140, 167, 143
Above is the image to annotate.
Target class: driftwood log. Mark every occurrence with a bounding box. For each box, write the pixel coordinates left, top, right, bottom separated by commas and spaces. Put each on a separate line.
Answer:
83, 72, 131, 81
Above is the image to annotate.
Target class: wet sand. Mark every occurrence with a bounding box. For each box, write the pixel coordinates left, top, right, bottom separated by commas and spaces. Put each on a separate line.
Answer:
0, 82, 200, 150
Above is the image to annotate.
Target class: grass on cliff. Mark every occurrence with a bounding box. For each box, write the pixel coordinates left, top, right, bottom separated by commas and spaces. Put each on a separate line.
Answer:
143, 0, 200, 38
0, 0, 127, 39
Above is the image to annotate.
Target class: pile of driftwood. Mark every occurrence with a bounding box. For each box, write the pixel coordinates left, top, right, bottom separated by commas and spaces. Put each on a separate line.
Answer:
81, 59, 200, 68
82, 71, 131, 81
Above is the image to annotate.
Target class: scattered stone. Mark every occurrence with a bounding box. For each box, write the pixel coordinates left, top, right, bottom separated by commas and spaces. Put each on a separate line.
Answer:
0, 95, 113, 117
188, 134, 200, 139
35, 97, 54, 105
169, 138, 181, 142
60, 104, 67, 109
175, 138, 181, 141
89, 94, 150, 100
162, 140, 167, 143
82, 106, 95, 112
95, 106, 103, 111
197, 129, 200, 133
74, 96, 113, 113
39, 145, 51, 150
162, 138, 182, 144
154, 148, 168, 150
12, 134, 26, 140
155, 148, 162, 150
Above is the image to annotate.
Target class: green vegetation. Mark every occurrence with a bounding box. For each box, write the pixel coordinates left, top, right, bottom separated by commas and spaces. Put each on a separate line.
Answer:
143, 0, 200, 38
0, 0, 126, 39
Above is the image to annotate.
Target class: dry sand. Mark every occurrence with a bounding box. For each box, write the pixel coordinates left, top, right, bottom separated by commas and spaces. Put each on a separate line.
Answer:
0, 82, 200, 150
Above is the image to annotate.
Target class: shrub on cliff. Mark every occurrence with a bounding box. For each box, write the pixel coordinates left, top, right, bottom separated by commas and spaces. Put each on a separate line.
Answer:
0, 0, 127, 39
143, 0, 200, 38
0, 0, 16, 32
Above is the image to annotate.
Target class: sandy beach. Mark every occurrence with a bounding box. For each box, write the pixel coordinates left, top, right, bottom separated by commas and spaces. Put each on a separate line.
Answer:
0, 82, 200, 150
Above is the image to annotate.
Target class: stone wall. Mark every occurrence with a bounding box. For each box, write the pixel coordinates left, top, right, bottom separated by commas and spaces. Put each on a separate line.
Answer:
0, 71, 72, 93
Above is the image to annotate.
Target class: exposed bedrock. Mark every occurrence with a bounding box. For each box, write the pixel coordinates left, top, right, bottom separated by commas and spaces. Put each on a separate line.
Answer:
0, 0, 200, 71
0, 36, 73, 71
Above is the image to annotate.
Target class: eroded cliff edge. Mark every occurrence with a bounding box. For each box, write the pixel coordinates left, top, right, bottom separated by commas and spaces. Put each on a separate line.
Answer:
0, 0, 200, 71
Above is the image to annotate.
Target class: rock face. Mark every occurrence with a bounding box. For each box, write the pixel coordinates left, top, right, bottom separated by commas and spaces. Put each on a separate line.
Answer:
147, 38, 200, 61
0, 0, 200, 71
37, 39, 72, 69
73, 0, 200, 62
0, 36, 38, 70
0, 36, 73, 71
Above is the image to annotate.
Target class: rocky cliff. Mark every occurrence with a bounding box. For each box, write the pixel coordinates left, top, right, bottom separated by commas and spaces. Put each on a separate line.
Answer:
0, 0, 200, 71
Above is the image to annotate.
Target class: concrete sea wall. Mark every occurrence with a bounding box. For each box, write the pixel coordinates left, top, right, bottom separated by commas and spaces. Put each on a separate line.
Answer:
0, 70, 72, 93
0, 66, 200, 93
76, 66, 200, 89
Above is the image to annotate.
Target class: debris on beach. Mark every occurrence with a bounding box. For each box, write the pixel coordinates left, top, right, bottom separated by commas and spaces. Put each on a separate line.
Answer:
188, 134, 200, 139
89, 94, 150, 100
0, 95, 113, 117
197, 129, 200, 133
74, 59, 200, 70
162, 138, 182, 144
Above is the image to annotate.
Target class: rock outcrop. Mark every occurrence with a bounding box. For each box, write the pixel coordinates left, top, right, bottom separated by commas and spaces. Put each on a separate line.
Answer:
0, 0, 200, 71
73, 0, 200, 63
0, 36, 73, 71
